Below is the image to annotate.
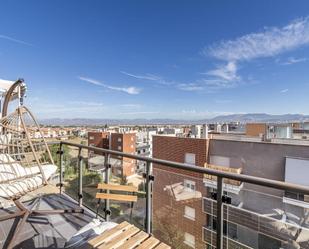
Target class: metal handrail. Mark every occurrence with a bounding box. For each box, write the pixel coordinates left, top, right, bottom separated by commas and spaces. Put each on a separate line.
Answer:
60, 141, 309, 195
53, 140, 309, 249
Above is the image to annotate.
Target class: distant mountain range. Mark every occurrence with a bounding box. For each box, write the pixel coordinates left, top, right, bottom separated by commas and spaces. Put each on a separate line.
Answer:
38, 113, 309, 126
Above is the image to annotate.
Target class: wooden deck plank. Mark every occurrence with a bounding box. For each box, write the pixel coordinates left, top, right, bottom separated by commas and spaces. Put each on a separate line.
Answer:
87, 221, 131, 248
97, 183, 137, 192
97, 226, 140, 249
95, 193, 137, 202
135, 236, 160, 249
117, 231, 149, 249
155, 243, 171, 249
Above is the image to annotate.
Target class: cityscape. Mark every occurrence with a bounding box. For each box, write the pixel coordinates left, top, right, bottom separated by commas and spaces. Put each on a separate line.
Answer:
1, 1, 309, 249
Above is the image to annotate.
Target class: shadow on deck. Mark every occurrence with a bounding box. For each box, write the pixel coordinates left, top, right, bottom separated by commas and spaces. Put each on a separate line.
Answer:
0, 193, 94, 249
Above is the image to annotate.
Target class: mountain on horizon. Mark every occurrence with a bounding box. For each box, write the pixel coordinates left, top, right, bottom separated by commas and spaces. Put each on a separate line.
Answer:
38, 113, 309, 126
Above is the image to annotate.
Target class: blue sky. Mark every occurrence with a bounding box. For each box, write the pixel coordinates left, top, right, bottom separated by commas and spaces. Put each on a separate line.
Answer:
1, 1, 309, 119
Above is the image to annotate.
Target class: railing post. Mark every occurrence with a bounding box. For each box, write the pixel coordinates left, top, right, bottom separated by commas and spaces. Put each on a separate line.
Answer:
145, 161, 153, 234
58, 143, 64, 195
77, 148, 83, 207
104, 153, 111, 221
216, 176, 223, 249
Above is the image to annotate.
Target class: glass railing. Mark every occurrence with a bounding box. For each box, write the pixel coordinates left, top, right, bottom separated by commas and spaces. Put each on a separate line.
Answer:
48, 141, 309, 249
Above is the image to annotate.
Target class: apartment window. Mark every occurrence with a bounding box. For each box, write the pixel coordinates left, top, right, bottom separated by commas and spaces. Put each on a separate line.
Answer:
184, 232, 195, 248
131, 144, 134, 148
185, 153, 196, 165
184, 179, 195, 191
89, 136, 94, 140
118, 146, 122, 150
118, 137, 122, 142
131, 137, 134, 141
184, 206, 195, 220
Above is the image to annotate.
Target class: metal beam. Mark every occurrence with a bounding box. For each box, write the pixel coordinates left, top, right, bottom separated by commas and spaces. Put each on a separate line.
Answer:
60, 141, 309, 195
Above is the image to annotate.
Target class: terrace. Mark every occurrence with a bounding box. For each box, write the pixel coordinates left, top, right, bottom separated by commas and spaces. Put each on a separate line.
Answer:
1, 139, 309, 249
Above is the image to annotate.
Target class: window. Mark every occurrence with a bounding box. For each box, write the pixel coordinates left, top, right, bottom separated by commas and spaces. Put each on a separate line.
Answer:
185, 153, 196, 165
131, 144, 134, 148
184, 232, 195, 248
118, 146, 122, 150
118, 137, 122, 142
184, 206, 195, 220
184, 179, 196, 191
131, 137, 134, 141
89, 136, 94, 140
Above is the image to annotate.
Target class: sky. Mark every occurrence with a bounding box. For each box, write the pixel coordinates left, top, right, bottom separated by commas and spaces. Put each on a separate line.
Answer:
1, 1, 309, 120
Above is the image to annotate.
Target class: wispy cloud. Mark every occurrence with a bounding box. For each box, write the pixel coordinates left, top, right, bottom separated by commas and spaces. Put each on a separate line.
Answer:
0, 35, 33, 46
280, 88, 289, 93
78, 76, 141, 95
206, 17, 309, 62
177, 83, 204, 91
280, 57, 307, 65
120, 104, 142, 108
214, 99, 232, 104
122, 71, 208, 92
121, 71, 172, 85
206, 61, 239, 81
120, 111, 159, 115
68, 101, 105, 106
202, 17, 309, 89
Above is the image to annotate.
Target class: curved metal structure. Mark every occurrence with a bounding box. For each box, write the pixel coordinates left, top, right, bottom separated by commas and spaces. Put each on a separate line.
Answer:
2, 78, 26, 118
0, 101, 83, 248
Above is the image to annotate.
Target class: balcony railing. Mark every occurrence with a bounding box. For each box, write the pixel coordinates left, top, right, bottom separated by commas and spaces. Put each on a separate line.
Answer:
47, 141, 309, 249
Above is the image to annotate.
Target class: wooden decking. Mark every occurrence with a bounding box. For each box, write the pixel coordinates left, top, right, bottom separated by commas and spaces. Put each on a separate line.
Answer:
86, 221, 171, 249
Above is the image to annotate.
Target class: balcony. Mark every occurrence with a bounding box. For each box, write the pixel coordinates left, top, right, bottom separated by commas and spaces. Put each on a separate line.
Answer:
204, 164, 243, 194
1, 141, 309, 249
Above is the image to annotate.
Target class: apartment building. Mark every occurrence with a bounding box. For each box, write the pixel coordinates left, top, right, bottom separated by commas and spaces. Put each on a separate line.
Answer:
246, 123, 293, 139
88, 131, 109, 155
153, 135, 309, 249
87, 131, 136, 177
110, 133, 136, 177
153, 136, 209, 249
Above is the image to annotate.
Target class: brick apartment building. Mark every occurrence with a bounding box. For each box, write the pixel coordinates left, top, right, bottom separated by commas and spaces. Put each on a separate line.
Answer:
87, 131, 136, 177
152, 135, 309, 249
152, 136, 209, 249
110, 133, 136, 177
88, 131, 109, 154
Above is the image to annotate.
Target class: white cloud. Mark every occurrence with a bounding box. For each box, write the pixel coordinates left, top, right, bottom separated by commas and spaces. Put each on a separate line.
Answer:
121, 71, 172, 85
202, 17, 309, 89
280, 88, 289, 93
206, 61, 240, 81
78, 76, 141, 95
206, 17, 309, 62
0, 35, 33, 46
280, 57, 307, 65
